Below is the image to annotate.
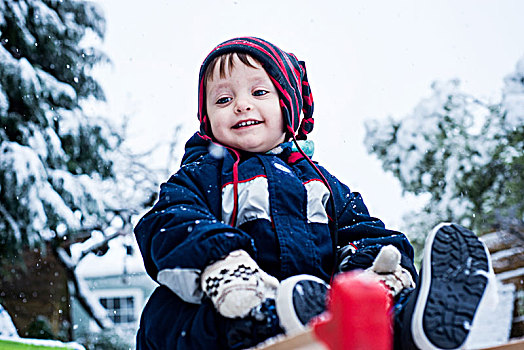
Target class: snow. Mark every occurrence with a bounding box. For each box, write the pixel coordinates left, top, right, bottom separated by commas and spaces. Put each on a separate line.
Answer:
502, 93, 524, 130
363, 56, 524, 238
1, 1, 522, 345
490, 246, 524, 261
8, 2, 37, 50
19, 57, 41, 96
55, 109, 82, 137
0, 142, 51, 237
0, 82, 8, 115
0, 2, 155, 347
466, 282, 515, 349
480, 231, 507, 247
72, 233, 148, 278
0, 38, 19, 76
501, 57, 524, 130
49, 169, 105, 227
26, 125, 49, 161
496, 267, 524, 282
31, 1, 66, 35
1, 0, 127, 247
0, 140, 116, 242
74, 271, 113, 329
0, 1, 5, 26
0, 304, 18, 339
89, 1, 524, 233
0, 336, 85, 349
43, 125, 67, 162
208, 143, 226, 159
36, 67, 77, 105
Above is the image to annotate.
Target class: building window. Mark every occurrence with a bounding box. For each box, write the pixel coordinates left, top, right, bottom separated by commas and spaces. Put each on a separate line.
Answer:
89, 288, 143, 331
99, 296, 136, 325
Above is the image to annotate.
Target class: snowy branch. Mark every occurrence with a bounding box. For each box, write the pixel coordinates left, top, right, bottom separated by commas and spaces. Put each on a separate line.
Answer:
55, 247, 113, 330
0, 202, 22, 242
77, 231, 124, 262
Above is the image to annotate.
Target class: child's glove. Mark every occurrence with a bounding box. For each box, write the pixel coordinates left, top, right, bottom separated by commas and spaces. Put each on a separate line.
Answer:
201, 249, 279, 318
361, 245, 415, 297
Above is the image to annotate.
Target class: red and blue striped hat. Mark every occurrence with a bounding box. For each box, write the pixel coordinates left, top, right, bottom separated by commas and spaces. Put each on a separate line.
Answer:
197, 37, 314, 140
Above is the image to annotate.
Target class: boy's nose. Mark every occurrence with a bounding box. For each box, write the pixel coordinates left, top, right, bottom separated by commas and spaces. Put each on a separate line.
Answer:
235, 105, 251, 113
234, 98, 252, 113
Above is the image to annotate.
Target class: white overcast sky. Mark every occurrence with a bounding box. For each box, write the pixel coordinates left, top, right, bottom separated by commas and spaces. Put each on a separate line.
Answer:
92, 0, 524, 230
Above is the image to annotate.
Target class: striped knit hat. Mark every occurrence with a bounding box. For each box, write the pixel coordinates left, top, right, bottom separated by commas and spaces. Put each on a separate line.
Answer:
198, 37, 314, 140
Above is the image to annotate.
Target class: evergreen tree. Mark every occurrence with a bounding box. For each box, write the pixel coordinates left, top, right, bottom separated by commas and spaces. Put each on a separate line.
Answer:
364, 58, 524, 251
0, 0, 115, 256
0, 1, 171, 342
0, 0, 168, 341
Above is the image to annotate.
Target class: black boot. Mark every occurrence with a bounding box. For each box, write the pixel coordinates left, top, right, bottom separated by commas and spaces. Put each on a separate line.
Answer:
395, 223, 495, 350
275, 274, 329, 335
223, 274, 329, 349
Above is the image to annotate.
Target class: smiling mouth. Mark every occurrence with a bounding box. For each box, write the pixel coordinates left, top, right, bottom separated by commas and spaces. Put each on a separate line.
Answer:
232, 120, 262, 129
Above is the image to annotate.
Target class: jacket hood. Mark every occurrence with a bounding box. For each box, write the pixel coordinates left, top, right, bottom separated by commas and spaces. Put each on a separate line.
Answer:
197, 37, 314, 140
181, 132, 214, 165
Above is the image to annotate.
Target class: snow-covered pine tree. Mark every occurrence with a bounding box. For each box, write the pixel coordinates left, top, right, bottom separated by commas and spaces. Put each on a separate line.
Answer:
0, 0, 164, 340
0, 0, 113, 256
364, 58, 524, 251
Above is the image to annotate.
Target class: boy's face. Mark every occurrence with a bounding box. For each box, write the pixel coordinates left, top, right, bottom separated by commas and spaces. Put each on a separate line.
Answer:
206, 55, 286, 153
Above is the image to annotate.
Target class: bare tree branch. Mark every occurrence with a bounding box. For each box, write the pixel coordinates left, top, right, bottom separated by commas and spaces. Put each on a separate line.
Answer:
55, 247, 113, 330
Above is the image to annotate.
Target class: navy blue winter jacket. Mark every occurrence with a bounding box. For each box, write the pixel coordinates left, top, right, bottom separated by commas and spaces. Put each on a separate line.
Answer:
134, 133, 416, 349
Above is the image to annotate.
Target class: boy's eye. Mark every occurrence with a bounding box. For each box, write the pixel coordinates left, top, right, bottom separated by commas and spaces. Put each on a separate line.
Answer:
253, 90, 268, 96
216, 97, 232, 104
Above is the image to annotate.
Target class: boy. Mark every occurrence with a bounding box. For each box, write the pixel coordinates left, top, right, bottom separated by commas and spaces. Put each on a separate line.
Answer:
134, 37, 494, 349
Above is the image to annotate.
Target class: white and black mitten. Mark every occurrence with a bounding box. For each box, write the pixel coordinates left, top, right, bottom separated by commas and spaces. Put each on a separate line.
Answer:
362, 245, 415, 297
201, 249, 279, 318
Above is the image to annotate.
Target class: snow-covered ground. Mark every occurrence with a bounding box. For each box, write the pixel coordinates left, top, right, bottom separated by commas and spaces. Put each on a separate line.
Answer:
0, 304, 85, 349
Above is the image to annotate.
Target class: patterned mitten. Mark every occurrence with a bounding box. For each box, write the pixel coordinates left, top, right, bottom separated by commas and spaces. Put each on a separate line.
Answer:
201, 249, 279, 318
362, 245, 415, 297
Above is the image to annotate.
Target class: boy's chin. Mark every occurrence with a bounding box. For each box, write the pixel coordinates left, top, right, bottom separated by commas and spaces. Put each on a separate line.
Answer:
252, 140, 288, 153
229, 140, 275, 153
238, 145, 272, 153
215, 133, 287, 153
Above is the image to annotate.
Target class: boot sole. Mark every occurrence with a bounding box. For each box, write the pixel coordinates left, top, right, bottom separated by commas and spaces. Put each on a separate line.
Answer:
412, 223, 490, 350
275, 274, 328, 335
